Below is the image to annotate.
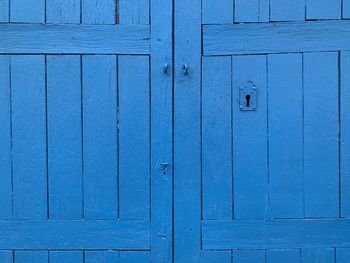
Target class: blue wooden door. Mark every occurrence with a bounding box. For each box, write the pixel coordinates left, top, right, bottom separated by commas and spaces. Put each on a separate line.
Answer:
2, 0, 350, 262
0, 0, 173, 262
174, 0, 350, 262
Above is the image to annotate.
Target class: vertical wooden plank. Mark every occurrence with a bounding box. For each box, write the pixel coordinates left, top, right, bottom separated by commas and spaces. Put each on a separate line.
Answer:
267, 249, 300, 263
10, 0, 45, 22
82, 55, 118, 219
50, 251, 83, 263
174, 0, 201, 261
47, 55, 82, 219
341, 51, 350, 218
270, 0, 305, 21
202, 56, 232, 220
85, 251, 119, 263
46, 0, 80, 23
202, 0, 233, 24
11, 56, 47, 220
118, 0, 149, 24
235, 0, 269, 22
0, 0, 9, 21
337, 249, 350, 263
151, 0, 173, 261
304, 52, 339, 218
268, 54, 304, 218
306, 0, 341, 20
344, 0, 350, 18
119, 251, 150, 263
82, 0, 116, 24
233, 250, 265, 263
301, 249, 335, 263
118, 56, 150, 220
0, 251, 13, 263
15, 251, 48, 263
0, 56, 12, 219
201, 251, 231, 263
232, 55, 268, 219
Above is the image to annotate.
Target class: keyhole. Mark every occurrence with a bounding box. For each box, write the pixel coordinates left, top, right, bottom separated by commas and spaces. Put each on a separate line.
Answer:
246, 94, 251, 108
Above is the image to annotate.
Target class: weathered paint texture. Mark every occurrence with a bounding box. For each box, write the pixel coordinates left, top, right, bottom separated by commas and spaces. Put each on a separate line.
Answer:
0, 0, 349, 262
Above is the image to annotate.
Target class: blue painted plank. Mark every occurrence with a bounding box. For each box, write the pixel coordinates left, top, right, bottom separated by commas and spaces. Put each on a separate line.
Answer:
119, 251, 150, 263
203, 21, 350, 56
203, 219, 350, 249
268, 54, 304, 218
341, 51, 350, 218
201, 251, 231, 263
337, 248, 350, 263
82, 0, 116, 24
304, 52, 339, 218
118, 56, 150, 220
233, 250, 265, 263
267, 249, 300, 263
119, 0, 149, 24
0, 56, 12, 219
0, 251, 12, 263
15, 251, 48, 263
47, 55, 82, 219
82, 55, 118, 220
0, 24, 150, 55
11, 55, 47, 220
301, 248, 335, 263
202, 0, 233, 23
85, 251, 119, 263
150, 0, 173, 261
345, 1, 350, 18
50, 251, 83, 263
46, 0, 80, 23
270, 0, 304, 21
306, 0, 341, 20
202, 56, 232, 220
0, 220, 149, 249
10, 0, 45, 22
0, 0, 9, 21
232, 55, 268, 219
174, 0, 202, 261
235, 0, 269, 22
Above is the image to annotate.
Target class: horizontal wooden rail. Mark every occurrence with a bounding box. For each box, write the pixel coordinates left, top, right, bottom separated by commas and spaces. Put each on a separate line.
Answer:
0, 24, 150, 54
202, 219, 350, 249
203, 20, 350, 55
0, 220, 149, 250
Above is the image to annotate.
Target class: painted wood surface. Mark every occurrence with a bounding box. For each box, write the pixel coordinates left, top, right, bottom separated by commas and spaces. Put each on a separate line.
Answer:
202, 56, 232, 220
341, 51, 350, 218
0, 220, 149, 249
301, 248, 335, 263
235, 0, 269, 22
306, 0, 341, 20
47, 55, 83, 220
0, 24, 150, 54
174, 0, 201, 261
268, 54, 304, 218
11, 56, 47, 220
0, 56, 12, 220
303, 52, 339, 218
1, 0, 350, 261
150, 0, 173, 261
204, 20, 350, 55
118, 56, 150, 220
270, 0, 304, 21
232, 55, 268, 220
82, 55, 118, 220
203, 219, 350, 249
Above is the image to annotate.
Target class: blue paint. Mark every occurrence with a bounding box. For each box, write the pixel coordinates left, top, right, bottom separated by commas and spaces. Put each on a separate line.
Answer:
0, 1, 349, 262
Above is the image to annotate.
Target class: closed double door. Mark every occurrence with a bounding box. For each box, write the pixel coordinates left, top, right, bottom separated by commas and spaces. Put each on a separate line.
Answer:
1, 0, 350, 262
